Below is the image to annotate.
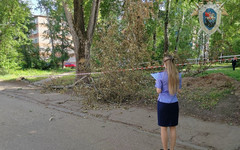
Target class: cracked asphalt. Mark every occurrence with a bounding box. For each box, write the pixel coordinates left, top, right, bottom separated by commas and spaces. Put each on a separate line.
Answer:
0, 81, 239, 150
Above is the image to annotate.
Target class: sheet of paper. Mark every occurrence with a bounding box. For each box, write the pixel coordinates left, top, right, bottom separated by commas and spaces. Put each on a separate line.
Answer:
151, 72, 161, 80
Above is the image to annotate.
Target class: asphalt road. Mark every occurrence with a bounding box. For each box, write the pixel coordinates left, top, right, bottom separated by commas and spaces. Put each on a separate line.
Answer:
0, 81, 239, 150
0, 93, 167, 150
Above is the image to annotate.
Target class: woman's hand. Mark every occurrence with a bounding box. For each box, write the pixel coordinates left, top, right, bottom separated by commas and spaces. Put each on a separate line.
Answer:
178, 89, 181, 94
156, 88, 161, 94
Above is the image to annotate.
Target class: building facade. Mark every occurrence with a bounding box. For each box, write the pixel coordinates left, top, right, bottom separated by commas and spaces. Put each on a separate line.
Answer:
29, 15, 75, 61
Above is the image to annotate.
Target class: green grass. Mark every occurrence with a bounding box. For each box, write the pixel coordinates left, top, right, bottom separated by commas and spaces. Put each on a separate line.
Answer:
181, 62, 232, 72
192, 62, 231, 68
199, 67, 240, 81
0, 68, 74, 82
191, 88, 232, 109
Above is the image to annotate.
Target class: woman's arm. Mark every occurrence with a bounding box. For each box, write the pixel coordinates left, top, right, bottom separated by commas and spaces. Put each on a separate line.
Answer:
156, 88, 162, 94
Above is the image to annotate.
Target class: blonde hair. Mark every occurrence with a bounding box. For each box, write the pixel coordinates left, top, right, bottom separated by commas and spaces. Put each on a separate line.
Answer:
163, 55, 179, 95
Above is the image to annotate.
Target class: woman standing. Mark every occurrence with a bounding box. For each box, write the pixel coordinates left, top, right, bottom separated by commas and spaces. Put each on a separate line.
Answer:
155, 55, 182, 150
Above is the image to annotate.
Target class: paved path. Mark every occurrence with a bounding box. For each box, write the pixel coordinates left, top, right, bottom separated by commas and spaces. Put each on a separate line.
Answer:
0, 94, 169, 150
0, 81, 240, 150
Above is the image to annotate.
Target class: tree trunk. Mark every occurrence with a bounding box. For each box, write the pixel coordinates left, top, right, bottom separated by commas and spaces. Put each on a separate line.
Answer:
164, 0, 171, 54
175, 12, 185, 53
44, 7, 56, 67
62, 0, 100, 81
153, 30, 157, 52
75, 40, 91, 73
203, 33, 206, 64
61, 27, 64, 69
62, 1, 79, 76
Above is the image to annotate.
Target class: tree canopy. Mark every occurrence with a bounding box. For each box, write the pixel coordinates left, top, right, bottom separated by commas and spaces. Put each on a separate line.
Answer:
0, 0, 239, 74
0, 0, 31, 72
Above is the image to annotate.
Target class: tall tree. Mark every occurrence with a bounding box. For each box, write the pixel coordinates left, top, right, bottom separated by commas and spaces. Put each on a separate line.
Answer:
62, 0, 100, 80
164, 0, 171, 53
38, 0, 58, 67
0, 0, 31, 72
38, 0, 72, 69
19, 16, 36, 69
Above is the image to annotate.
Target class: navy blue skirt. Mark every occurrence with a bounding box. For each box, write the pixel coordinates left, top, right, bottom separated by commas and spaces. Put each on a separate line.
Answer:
157, 101, 179, 127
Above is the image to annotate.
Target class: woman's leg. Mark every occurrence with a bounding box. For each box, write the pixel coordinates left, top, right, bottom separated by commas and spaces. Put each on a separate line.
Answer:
161, 127, 168, 150
169, 126, 177, 150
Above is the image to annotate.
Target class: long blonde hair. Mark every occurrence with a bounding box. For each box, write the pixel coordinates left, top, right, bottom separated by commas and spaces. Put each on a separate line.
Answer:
163, 55, 179, 95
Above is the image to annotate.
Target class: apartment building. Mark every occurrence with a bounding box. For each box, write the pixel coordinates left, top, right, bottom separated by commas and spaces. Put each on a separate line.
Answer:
29, 15, 50, 57
29, 15, 74, 60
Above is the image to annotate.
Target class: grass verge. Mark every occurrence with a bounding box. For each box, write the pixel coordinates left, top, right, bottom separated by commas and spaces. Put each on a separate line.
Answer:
180, 87, 232, 109
198, 67, 240, 81
0, 68, 74, 82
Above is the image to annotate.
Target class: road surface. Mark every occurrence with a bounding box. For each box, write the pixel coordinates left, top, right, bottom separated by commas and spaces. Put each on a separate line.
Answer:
0, 81, 239, 150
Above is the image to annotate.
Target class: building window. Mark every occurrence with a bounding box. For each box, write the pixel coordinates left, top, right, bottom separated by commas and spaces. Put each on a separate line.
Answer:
33, 38, 38, 43
35, 18, 38, 24
32, 27, 38, 34
33, 30, 38, 34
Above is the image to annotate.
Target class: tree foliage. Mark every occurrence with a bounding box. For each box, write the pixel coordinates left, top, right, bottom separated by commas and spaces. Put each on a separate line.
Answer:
211, 0, 240, 56
0, 0, 31, 72
38, 0, 72, 69
85, 0, 240, 103
84, 0, 153, 103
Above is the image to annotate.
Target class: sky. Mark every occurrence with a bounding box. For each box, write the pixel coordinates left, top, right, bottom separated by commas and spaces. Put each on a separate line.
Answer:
23, 0, 43, 15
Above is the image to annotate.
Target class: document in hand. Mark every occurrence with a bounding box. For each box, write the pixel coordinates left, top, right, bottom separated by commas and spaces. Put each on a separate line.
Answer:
150, 72, 161, 80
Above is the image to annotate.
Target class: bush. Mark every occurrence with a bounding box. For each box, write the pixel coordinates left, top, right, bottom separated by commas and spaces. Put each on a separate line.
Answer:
0, 68, 8, 75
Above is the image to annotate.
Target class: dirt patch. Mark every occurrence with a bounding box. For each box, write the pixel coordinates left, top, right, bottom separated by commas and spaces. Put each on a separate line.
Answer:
0, 80, 30, 90
179, 73, 240, 125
